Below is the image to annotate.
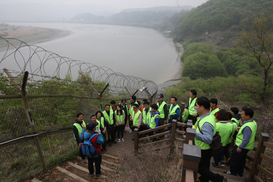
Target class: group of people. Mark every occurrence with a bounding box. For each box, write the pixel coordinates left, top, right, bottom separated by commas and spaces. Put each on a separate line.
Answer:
185, 90, 257, 182
73, 89, 257, 182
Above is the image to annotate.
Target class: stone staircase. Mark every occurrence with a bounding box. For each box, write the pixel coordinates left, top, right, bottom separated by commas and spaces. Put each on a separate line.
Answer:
31, 153, 120, 182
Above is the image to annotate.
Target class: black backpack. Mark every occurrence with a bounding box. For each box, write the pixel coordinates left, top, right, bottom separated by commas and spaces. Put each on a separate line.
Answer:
197, 122, 222, 156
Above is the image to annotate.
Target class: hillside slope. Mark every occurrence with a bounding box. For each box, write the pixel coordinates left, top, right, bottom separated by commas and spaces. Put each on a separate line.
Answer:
172, 0, 273, 47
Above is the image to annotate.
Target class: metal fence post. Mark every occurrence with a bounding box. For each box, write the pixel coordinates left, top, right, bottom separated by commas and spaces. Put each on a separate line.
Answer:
4, 69, 46, 171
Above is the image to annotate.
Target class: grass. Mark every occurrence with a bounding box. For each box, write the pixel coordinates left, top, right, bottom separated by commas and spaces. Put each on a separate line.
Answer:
0, 131, 78, 182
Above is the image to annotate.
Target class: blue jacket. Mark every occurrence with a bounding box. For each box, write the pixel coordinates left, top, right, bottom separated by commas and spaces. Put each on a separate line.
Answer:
80, 129, 102, 158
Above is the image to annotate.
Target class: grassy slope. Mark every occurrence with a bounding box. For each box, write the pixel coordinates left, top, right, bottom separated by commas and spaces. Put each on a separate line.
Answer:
172, 0, 273, 49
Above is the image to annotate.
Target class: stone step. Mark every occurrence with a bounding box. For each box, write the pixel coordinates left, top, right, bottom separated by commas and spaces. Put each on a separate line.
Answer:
31, 178, 42, 182
56, 166, 88, 182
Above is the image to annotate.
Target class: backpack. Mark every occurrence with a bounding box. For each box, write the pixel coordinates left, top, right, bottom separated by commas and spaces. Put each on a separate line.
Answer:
81, 133, 97, 157
96, 134, 105, 145
197, 122, 222, 156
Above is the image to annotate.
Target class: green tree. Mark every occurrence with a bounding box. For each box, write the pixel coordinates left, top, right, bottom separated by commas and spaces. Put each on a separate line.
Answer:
237, 16, 273, 99
182, 52, 228, 79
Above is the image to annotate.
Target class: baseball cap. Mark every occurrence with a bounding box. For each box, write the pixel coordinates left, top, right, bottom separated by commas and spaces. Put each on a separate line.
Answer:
86, 122, 98, 131
157, 93, 164, 98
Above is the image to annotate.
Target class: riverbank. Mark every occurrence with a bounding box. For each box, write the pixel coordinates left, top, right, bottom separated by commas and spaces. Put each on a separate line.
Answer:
1, 22, 183, 87
0, 23, 70, 47
157, 42, 183, 90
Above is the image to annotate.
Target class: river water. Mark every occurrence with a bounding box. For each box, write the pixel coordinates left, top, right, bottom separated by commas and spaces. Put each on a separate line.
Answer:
1, 23, 182, 85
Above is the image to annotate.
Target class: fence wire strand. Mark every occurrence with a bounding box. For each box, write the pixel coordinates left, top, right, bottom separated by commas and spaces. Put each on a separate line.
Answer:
0, 37, 158, 97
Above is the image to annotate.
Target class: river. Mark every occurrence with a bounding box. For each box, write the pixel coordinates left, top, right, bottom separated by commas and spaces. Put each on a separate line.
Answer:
1, 23, 182, 85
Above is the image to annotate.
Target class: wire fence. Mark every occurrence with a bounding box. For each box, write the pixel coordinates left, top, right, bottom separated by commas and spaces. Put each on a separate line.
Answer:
0, 37, 159, 181
0, 37, 158, 142
0, 37, 158, 96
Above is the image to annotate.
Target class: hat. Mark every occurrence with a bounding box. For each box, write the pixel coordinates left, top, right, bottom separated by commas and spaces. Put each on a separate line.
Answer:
157, 93, 164, 98
86, 122, 98, 131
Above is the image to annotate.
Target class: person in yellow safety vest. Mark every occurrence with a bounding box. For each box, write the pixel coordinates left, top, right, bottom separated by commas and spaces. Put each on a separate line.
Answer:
225, 107, 257, 177
212, 109, 234, 168
120, 99, 129, 132
149, 104, 160, 136
96, 111, 107, 151
225, 112, 237, 165
130, 103, 142, 141
73, 112, 87, 163
128, 95, 137, 133
110, 100, 117, 138
140, 99, 147, 113
115, 104, 125, 142
102, 104, 116, 146
210, 98, 220, 123
141, 100, 151, 134
188, 96, 227, 182
230, 107, 241, 126
157, 93, 168, 135
184, 90, 198, 125
88, 114, 100, 134
110, 100, 117, 112
168, 96, 181, 123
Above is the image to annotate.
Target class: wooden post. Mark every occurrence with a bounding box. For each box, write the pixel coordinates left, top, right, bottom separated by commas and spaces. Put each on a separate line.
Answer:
185, 128, 196, 145
143, 89, 153, 105
132, 89, 139, 96
124, 86, 132, 96
170, 119, 177, 154
4, 69, 47, 172
182, 144, 201, 181
180, 102, 185, 112
134, 128, 139, 153
249, 133, 270, 182
186, 120, 193, 129
99, 83, 109, 110
89, 82, 100, 96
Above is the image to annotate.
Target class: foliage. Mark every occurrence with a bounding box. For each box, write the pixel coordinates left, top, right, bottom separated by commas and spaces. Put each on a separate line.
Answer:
172, 0, 273, 40
0, 71, 110, 141
183, 51, 228, 79
0, 132, 78, 182
181, 43, 214, 61
236, 16, 273, 97
216, 47, 260, 76
0, 71, 120, 181
70, 9, 190, 32
165, 76, 264, 105
181, 43, 265, 80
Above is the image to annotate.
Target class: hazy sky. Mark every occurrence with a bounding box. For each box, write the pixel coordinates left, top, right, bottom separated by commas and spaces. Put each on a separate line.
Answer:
0, 0, 208, 9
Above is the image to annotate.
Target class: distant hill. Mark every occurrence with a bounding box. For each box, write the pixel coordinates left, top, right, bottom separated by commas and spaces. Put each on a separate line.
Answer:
122, 6, 193, 12
172, 0, 273, 46
0, 3, 119, 22
70, 6, 192, 31
70, 13, 105, 23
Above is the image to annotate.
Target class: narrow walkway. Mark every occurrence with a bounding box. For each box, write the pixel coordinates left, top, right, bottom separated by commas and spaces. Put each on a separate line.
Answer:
103, 127, 134, 156
103, 127, 244, 181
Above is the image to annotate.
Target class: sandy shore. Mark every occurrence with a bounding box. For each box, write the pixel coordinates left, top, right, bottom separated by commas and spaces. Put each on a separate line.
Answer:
0, 24, 70, 48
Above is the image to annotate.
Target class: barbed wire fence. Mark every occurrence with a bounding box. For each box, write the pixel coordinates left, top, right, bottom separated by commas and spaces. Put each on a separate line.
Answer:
0, 37, 158, 181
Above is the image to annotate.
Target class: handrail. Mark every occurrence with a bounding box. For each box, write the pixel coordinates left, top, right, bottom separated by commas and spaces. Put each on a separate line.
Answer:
0, 127, 72, 148
138, 131, 170, 142
138, 123, 171, 135
248, 133, 270, 182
